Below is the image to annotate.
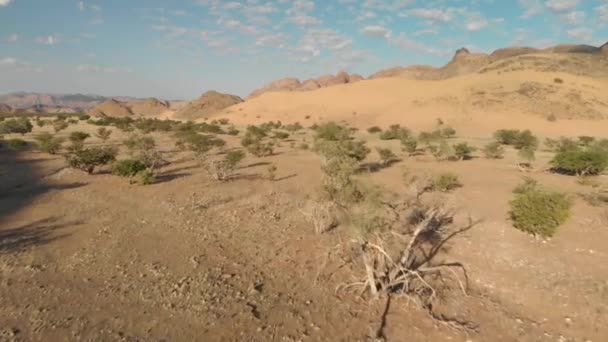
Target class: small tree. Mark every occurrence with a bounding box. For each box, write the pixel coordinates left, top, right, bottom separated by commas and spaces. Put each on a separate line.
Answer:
453, 142, 476, 160
68, 131, 91, 150
206, 149, 245, 181
65, 146, 117, 174
379, 124, 411, 140
367, 126, 382, 134
483, 141, 505, 159
35, 132, 64, 154
95, 127, 112, 142
551, 149, 608, 176
53, 120, 69, 133
376, 147, 397, 167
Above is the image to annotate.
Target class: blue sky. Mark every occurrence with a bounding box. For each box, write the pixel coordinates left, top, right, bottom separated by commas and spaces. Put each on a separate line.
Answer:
0, 0, 606, 99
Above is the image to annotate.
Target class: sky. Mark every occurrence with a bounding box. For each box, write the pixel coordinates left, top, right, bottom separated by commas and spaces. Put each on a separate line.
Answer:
0, 0, 607, 100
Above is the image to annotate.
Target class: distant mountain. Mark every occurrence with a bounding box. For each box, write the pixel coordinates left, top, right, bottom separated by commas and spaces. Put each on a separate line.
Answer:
0, 92, 139, 112
248, 71, 364, 98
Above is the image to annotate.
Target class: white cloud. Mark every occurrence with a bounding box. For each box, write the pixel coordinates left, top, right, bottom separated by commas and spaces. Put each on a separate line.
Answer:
566, 27, 593, 42
360, 25, 392, 39
0, 57, 42, 72
76, 64, 132, 73
560, 10, 585, 24
466, 19, 488, 31
287, 14, 320, 26
77, 1, 84, 11
545, 0, 579, 13
389, 33, 449, 57
0, 0, 12, 7
597, 4, 608, 23
519, 0, 543, 18
36, 35, 58, 45
6, 33, 18, 42
403, 8, 454, 23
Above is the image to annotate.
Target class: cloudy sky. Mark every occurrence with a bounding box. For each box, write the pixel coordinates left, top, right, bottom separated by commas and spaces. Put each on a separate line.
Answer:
0, 0, 606, 99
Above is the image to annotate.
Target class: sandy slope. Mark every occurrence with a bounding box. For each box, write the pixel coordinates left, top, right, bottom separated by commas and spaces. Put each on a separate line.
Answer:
216, 67, 608, 138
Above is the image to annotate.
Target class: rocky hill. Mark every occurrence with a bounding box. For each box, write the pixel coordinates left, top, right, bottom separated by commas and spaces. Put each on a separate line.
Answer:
248, 71, 364, 98
128, 98, 170, 117
0, 103, 12, 114
174, 91, 243, 121
87, 99, 134, 118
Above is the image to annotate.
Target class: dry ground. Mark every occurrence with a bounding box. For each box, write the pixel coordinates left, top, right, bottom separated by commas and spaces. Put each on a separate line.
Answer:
1, 117, 608, 341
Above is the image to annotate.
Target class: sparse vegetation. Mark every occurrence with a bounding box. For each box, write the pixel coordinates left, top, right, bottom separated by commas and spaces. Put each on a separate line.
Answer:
483, 141, 505, 159
379, 124, 410, 140
95, 127, 113, 142
427, 172, 462, 192
0, 118, 33, 135
400, 136, 418, 155
65, 146, 118, 174
2, 138, 30, 150
494, 129, 538, 150
453, 142, 476, 160
510, 181, 571, 237
367, 126, 382, 134
35, 132, 64, 154
376, 147, 397, 167
206, 149, 245, 181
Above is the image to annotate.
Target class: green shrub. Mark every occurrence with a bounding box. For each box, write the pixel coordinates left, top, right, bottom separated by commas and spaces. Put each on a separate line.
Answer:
35, 132, 64, 154
379, 124, 410, 140
544, 137, 578, 153
199, 122, 225, 134
273, 131, 290, 140
3, 138, 29, 150
510, 183, 571, 237
427, 173, 461, 192
367, 126, 382, 134
246, 140, 274, 157
578, 136, 595, 147
300, 143, 309, 150
483, 141, 505, 159
551, 149, 608, 176
112, 159, 148, 178
0, 118, 33, 135
494, 129, 538, 150
284, 123, 303, 132
453, 142, 476, 160
79, 114, 91, 121
493, 129, 520, 145
53, 120, 69, 133
65, 146, 118, 174
218, 118, 230, 125
441, 127, 456, 138
518, 147, 536, 164
226, 126, 239, 136
314, 122, 351, 141
69, 131, 91, 145
418, 130, 443, 145
376, 147, 397, 166
137, 168, 156, 185
400, 136, 418, 154
206, 149, 245, 181
95, 127, 112, 142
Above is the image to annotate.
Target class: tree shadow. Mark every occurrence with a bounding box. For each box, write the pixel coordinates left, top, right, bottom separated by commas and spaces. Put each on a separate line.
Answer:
154, 172, 193, 183
0, 217, 80, 254
358, 159, 401, 173
274, 173, 298, 181
242, 161, 272, 169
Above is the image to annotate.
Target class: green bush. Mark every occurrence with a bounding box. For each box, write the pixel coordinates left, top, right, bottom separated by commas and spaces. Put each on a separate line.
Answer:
284, 123, 303, 132
53, 120, 69, 133
138, 168, 156, 185
510, 183, 571, 237
418, 130, 443, 145
367, 126, 382, 134
69, 131, 91, 145
0, 118, 33, 135
427, 173, 461, 192
441, 127, 457, 138
273, 131, 290, 140
551, 149, 608, 176
494, 129, 538, 150
246, 140, 274, 157
544, 137, 578, 153
483, 141, 505, 159
376, 147, 397, 166
65, 146, 118, 174
314, 122, 351, 141
112, 159, 148, 178
206, 149, 245, 181
3, 138, 29, 150
379, 124, 410, 140
518, 147, 536, 164
453, 142, 476, 160
199, 122, 225, 134
400, 136, 418, 154
35, 132, 64, 154
578, 136, 595, 147
95, 127, 112, 142
226, 126, 239, 136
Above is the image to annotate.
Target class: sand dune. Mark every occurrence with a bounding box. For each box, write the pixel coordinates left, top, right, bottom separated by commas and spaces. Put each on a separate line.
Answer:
216, 60, 608, 137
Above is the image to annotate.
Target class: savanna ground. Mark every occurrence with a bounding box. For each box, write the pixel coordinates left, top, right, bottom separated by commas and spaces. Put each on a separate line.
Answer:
1, 112, 608, 342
